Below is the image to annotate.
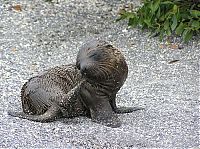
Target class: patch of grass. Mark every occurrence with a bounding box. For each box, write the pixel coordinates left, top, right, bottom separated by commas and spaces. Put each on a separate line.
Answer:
117, 0, 200, 42
45, 0, 53, 2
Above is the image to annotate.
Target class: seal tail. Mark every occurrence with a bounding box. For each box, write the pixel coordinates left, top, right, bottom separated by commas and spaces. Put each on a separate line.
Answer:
8, 104, 62, 122
114, 106, 145, 114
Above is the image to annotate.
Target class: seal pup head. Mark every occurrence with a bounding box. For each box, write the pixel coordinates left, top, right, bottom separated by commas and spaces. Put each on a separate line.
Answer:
76, 39, 128, 84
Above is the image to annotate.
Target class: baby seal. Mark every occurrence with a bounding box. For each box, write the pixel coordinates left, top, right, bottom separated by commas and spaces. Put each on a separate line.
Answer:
8, 39, 139, 128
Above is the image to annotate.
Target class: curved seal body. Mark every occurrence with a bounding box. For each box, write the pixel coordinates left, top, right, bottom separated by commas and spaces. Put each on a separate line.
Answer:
8, 64, 88, 122
8, 39, 141, 128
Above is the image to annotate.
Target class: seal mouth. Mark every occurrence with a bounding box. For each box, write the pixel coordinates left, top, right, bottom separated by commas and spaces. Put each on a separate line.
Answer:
76, 62, 91, 80
79, 70, 88, 80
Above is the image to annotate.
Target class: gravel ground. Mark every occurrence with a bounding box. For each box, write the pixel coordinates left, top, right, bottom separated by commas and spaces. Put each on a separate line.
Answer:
0, 0, 199, 148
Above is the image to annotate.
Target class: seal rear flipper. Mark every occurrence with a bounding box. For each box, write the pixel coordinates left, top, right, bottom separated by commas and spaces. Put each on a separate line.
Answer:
109, 95, 144, 114
114, 106, 145, 114
8, 104, 62, 122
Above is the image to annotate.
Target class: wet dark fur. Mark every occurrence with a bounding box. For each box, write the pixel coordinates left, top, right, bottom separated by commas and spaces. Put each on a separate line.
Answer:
8, 39, 142, 128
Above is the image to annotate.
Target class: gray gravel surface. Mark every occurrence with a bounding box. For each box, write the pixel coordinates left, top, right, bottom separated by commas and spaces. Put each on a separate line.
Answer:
0, 0, 199, 148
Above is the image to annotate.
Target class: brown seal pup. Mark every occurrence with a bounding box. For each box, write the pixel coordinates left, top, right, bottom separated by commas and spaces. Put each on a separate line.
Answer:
76, 39, 138, 127
8, 39, 140, 128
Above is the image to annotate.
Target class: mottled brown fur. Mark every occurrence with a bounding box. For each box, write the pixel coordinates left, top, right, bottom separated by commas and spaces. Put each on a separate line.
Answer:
8, 39, 140, 127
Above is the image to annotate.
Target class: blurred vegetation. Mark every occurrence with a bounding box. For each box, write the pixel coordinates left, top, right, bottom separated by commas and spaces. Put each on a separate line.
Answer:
45, 0, 53, 2
117, 0, 200, 42
45, 0, 52, 2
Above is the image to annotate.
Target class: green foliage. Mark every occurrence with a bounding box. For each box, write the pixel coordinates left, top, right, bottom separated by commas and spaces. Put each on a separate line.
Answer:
117, 0, 200, 42
45, 0, 53, 2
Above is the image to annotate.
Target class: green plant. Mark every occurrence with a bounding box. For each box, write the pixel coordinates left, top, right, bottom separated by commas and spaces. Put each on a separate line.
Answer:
117, 0, 200, 42
45, 0, 53, 2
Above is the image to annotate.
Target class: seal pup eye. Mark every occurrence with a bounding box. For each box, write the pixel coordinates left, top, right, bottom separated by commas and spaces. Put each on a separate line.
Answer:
89, 53, 97, 58
89, 53, 102, 61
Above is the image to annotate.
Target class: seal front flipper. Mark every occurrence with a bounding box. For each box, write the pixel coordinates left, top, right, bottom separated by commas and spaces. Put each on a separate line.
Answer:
114, 106, 145, 114
8, 104, 62, 122
92, 113, 121, 128
80, 85, 121, 128
89, 99, 121, 128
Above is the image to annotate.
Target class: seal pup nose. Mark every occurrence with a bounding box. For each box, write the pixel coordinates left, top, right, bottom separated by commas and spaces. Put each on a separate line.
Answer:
80, 63, 87, 75
81, 66, 87, 74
